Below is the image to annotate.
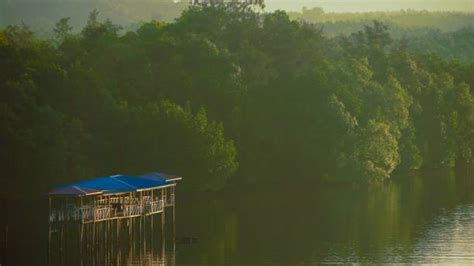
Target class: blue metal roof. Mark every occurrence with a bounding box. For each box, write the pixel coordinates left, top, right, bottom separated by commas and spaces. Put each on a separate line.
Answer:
141, 172, 179, 181
49, 174, 173, 196
48, 186, 102, 196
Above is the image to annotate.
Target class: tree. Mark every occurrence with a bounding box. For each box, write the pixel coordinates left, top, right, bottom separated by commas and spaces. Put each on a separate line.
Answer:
53, 17, 73, 42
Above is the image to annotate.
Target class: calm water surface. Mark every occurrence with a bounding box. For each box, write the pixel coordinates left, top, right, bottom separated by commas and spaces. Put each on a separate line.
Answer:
2, 169, 474, 265
176, 169, 474, 265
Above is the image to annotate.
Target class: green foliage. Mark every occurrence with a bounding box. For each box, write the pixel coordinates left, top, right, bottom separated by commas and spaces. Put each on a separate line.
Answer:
341, 120, 401, 183
0, 15, 238, 196
89, 100, 238, 192
1, 4, 473, 197
53, 17, 73, 42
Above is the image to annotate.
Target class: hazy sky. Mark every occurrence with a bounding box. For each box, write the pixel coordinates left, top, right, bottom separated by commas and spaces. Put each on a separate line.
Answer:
263, 0, 474, 12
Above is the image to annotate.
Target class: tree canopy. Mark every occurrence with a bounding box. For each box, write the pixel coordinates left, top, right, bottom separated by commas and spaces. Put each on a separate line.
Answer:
1, 4, 473, 197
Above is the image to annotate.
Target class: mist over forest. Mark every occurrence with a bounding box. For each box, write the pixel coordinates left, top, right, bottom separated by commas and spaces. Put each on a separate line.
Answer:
1, 0, 473, 33
264, 0, 473, 12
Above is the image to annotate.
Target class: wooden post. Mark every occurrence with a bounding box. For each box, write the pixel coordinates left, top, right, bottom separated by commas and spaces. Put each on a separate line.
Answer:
92, 221, 95, 249
132, 217, 136, 258
80, 223, 83, 261
60, 223, 64, 265
108, 220, 111, 264
80, 225, 84, 266
151, 213, 154, 250
139, 190, 143, 252
172, 186, 176, 253
143, 216, 146, 257
79, 196, 83, 262
161, 188, 166, 255
47, 196, 51, 266
105, 220, 108, 249
128, 218, 131, 240
161, 213, 165, 263
127, 218, 131, 260
140, 216, 146, 258
4, 225, 8, 266
117, 218, 120, 247
151, 188, 154, 241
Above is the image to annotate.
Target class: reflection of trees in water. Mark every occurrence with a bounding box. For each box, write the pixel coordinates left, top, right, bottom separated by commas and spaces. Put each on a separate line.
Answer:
44, 170, 474, 264
320, 170, 474, 263
176, 171, 474, 264
176, 199, 239, 265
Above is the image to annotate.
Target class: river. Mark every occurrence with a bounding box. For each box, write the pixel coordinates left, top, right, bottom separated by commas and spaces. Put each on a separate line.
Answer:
2, 168, 474, 265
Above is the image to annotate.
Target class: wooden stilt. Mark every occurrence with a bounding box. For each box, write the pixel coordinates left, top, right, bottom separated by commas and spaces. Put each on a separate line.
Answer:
161, 211, 165, 256
60, 224, 64, 265
92, 222, 95, 250
105, 221, 108, 250
47, 225, 52, 266
47, 197, 51, 266
161, 188, 166, 236
173, 192, 176, 254
151, 214, 154, 249
80, 223, 83, 266
117, 219, 120, 248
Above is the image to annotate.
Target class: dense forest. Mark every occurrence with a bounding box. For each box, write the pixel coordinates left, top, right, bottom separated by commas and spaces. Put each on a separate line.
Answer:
2, 1, 473, 63
288, 8, 474, 62
1, 3, 474, 197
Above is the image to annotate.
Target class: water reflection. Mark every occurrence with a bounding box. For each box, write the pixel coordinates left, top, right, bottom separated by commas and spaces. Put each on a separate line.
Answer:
48, 216, 175, 265
411, 204, 474, 264
176, 169, 474, 264
2, 169, 474, 264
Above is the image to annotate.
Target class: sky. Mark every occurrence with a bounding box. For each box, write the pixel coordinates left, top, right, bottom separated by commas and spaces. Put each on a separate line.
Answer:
263, 0, 474, 12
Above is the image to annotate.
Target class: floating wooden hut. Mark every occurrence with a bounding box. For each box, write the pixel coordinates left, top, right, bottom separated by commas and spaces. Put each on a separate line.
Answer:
48, 172, 181, 224
47, 172, 182, 264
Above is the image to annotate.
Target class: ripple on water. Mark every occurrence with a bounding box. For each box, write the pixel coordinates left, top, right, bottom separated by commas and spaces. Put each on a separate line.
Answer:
410, 204, 474, 264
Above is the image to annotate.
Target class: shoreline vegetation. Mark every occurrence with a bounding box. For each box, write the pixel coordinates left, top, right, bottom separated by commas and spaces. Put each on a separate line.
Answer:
1, 2, 473, 198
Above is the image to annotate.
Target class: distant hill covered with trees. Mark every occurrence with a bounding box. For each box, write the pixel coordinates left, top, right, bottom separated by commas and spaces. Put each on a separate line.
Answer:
289, 8, 474, 62
288, 8, 474, 33
0, 0, 188, 34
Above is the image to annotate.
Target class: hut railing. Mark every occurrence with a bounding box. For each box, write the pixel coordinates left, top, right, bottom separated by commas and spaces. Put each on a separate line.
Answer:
123, 204, 143, 217
108, 196, 133, 204
80, 207, 94, 222
50, 194, 173, 223
94, 206, 111, 221
50, 208, 90, 223
78, 206, 112, 222
49, 210, 60, 223
146, 200, 164, 214
142, 195, 152, 204
165, 193, 175, 207
97, 198, 108, 205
